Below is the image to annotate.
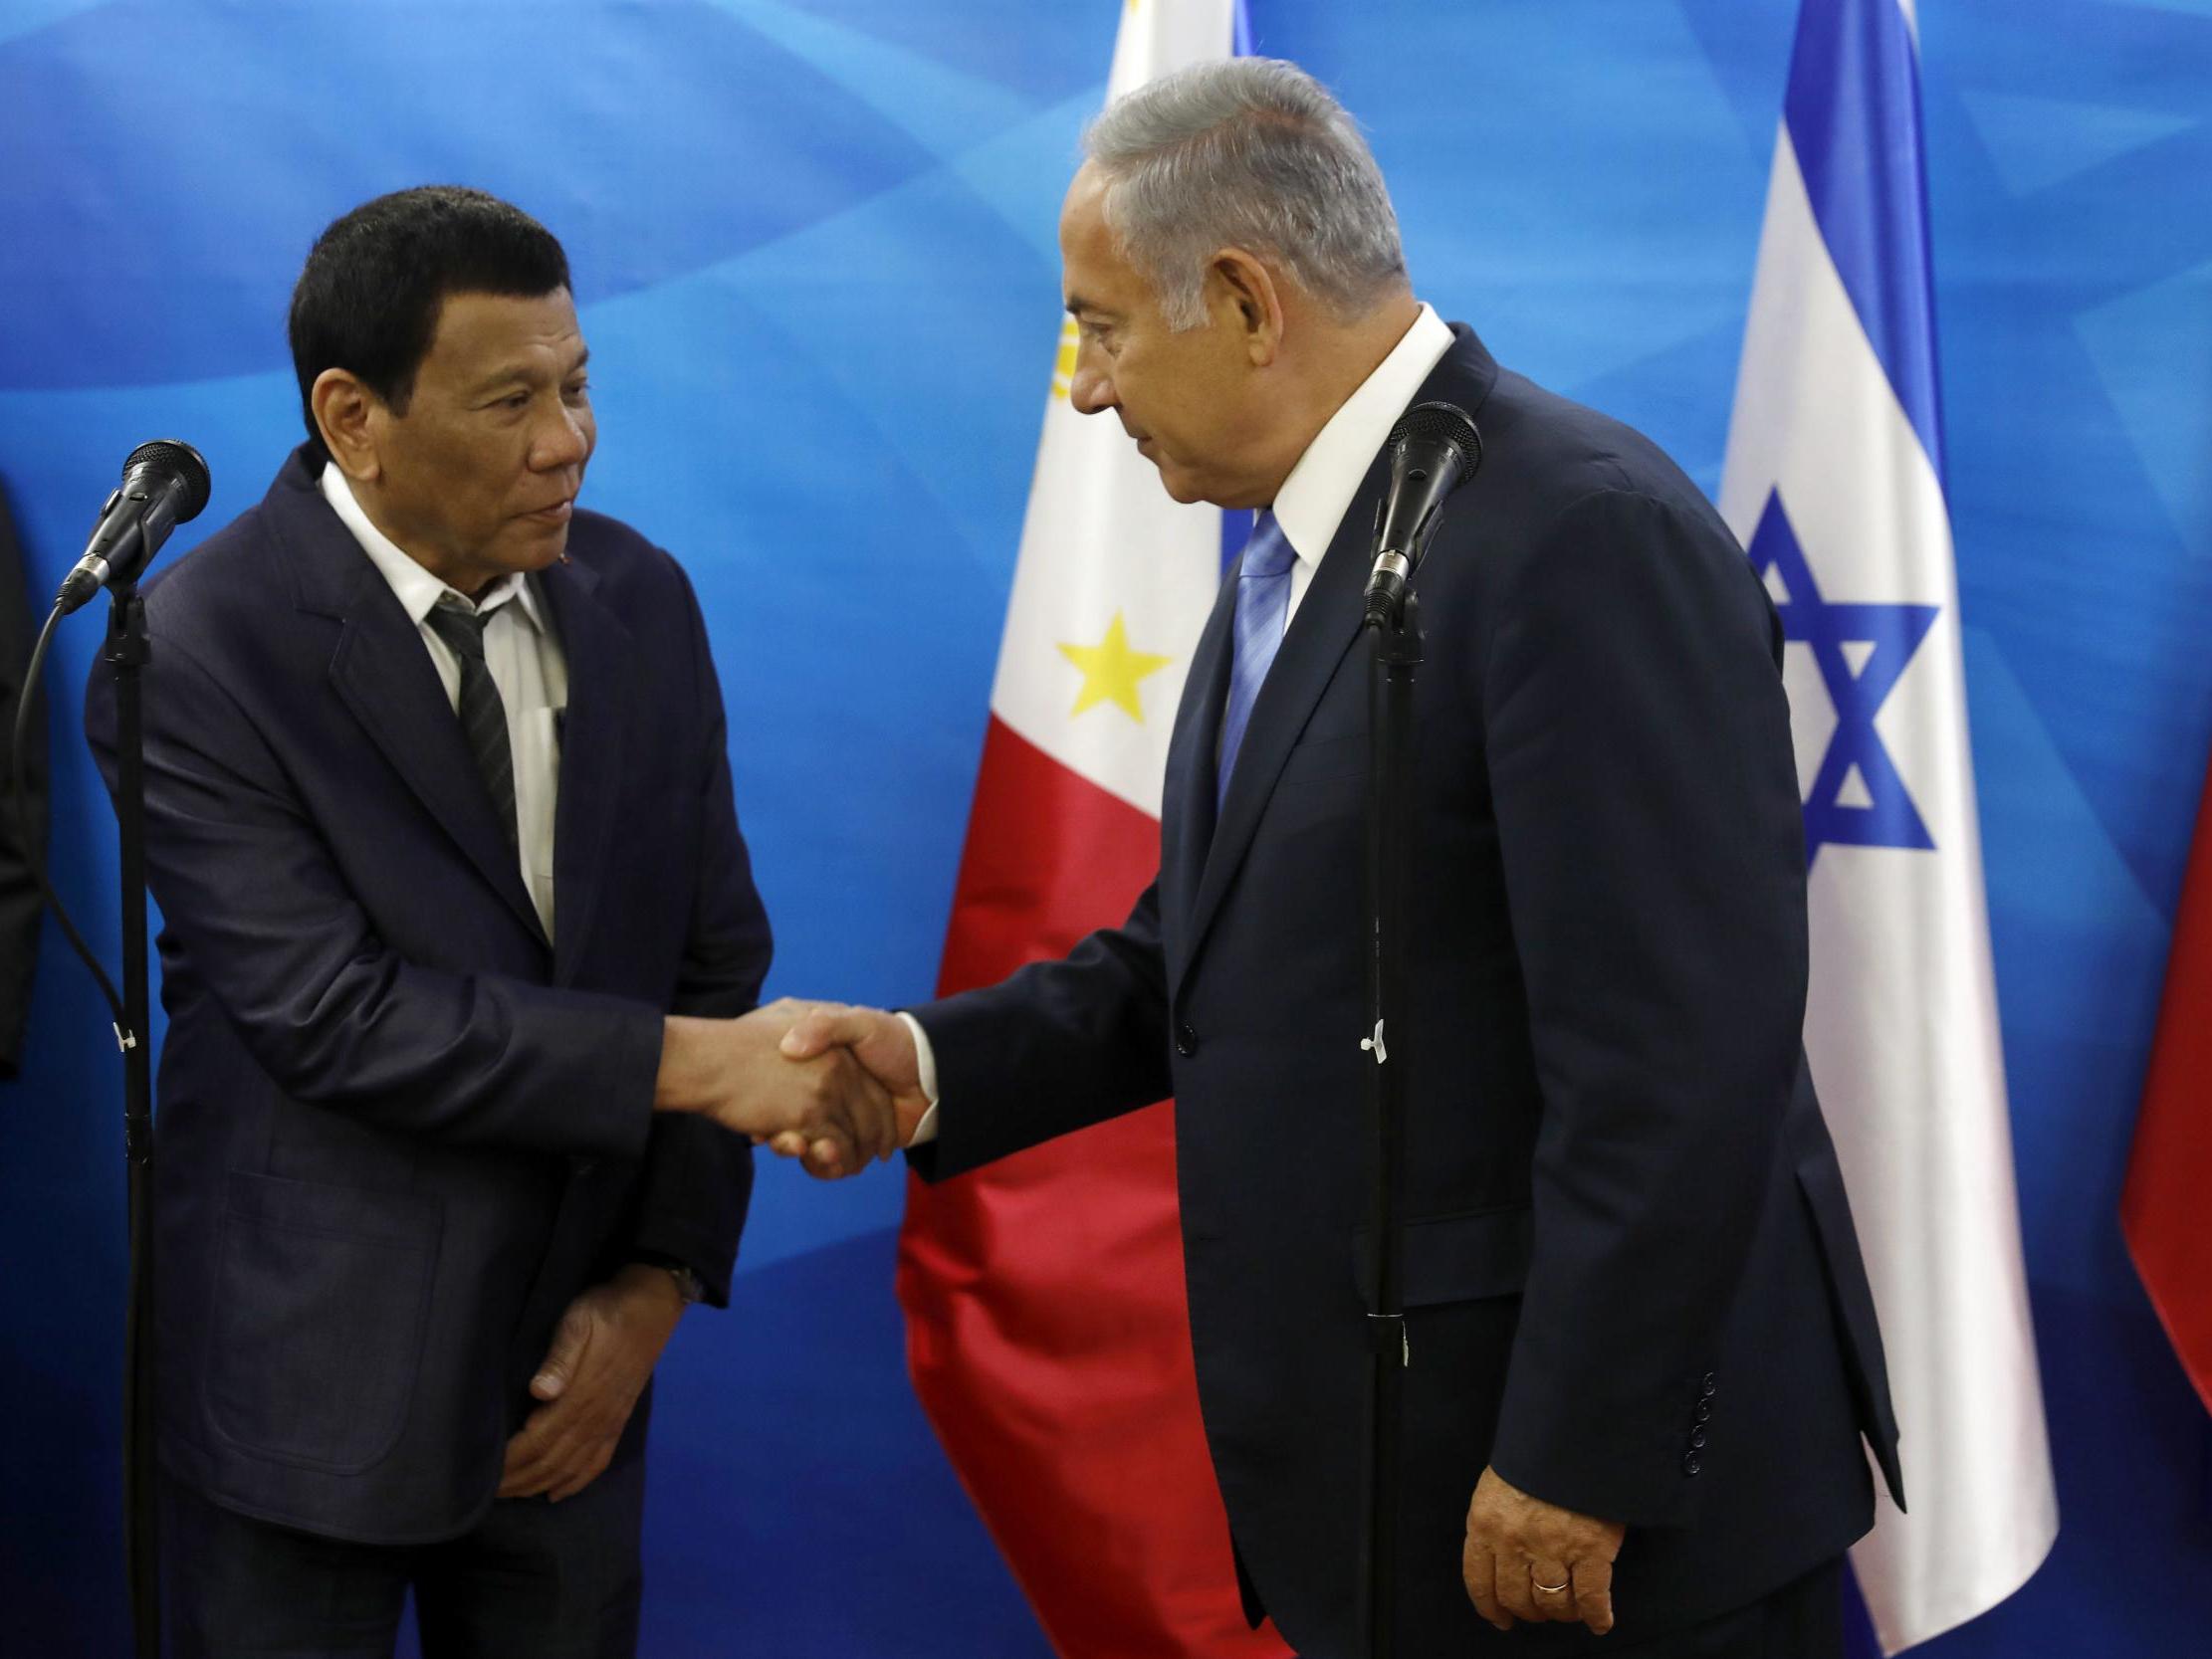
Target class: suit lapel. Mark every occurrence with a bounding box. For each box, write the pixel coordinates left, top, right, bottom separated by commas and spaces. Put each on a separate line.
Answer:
325, 577, 551, 946
1165, 320, 1503, 1003
1172, 486, 1379, 1004
537, 558, 633, 987
1160, 565, 1236, 990
276, 449, 549, 947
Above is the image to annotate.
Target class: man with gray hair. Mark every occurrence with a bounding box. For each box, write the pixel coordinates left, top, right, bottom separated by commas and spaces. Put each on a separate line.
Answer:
782, 57, 1899, 1658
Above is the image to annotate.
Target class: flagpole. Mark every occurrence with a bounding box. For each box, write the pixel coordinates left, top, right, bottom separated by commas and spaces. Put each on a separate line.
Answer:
1718, 3, 2056, 1644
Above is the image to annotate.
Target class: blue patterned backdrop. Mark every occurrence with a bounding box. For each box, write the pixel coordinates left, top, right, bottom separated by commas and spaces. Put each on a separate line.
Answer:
2, 2, 2208, 1653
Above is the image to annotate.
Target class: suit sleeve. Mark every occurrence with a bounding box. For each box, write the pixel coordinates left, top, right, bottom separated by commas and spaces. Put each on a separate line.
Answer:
83, 627, 664, 1159
904, 880, 1175, 1181
0, 482, 43, 1079
621, 565, 767, 1307
1478, 489, 1810, 1529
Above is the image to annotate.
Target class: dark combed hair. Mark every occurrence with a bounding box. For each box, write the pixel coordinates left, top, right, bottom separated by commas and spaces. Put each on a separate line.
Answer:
288, 185, 570, 450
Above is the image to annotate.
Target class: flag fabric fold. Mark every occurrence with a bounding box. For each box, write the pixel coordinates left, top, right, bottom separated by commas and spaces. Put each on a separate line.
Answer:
1717, 2, 2058, 1651
895, 4, 1289, 1655
2123, 767, 2212, 1416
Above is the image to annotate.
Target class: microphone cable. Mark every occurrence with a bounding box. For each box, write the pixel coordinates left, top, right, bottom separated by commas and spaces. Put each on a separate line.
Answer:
11, 597, 129, 1037
10, 439, 212, 1045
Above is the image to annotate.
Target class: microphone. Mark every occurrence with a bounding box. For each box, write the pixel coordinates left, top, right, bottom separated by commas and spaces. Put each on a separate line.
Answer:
1363, 402, 1481, 628
57, 439, 212, 615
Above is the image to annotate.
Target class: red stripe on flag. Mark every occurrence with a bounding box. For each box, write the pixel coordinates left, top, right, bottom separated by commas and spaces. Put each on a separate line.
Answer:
899, 716, 1289, 1657
2124, 764, 2212, 1414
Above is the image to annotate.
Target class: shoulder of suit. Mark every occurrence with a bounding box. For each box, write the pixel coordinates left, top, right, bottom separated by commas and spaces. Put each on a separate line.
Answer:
563, 507, 693, 604
137, 492, 284, 645
140, 443, 333, 612
1457, 368, 1734, 553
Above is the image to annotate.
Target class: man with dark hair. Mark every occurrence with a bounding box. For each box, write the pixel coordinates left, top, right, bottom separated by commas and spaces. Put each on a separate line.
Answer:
85, 185, 894, 1658
285, 185, 573, 454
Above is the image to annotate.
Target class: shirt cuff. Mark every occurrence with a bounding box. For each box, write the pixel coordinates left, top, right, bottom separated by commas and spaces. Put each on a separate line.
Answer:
895, 1009, 942, 1146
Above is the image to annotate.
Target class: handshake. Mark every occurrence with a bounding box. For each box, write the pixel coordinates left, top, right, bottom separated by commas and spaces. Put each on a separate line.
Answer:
653, 999, 928, 1176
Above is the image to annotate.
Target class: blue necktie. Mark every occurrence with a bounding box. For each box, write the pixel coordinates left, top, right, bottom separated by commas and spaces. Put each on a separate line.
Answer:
1217, 511, 1296, 813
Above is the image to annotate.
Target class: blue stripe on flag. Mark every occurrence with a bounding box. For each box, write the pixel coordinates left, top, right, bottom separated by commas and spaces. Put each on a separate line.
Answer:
1783, 0, 1945, 478
1233, 0, 1254, 57
1841, 1566, 1882, 1659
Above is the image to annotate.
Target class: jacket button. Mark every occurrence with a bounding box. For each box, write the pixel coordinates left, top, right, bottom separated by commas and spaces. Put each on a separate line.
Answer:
1176, 1022, 1199, 1057
1689, 1428, 1707, 1450
1693, 1400, 1712, 1423
1682, 1455, 1702, 1477
1700, 1373, 1718, 1397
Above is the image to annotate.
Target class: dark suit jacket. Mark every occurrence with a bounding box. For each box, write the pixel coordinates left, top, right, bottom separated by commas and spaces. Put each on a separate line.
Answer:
912, 327, 1902, 1655
85, 445, 768, 1545
0, 477, 45, 1076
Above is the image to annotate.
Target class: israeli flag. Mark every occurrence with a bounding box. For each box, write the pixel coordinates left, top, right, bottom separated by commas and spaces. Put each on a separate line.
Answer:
1716, 2, 2058, 1650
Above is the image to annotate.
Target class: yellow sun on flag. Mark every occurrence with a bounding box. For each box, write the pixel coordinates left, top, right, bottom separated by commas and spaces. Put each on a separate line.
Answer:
1051, 316, 1079, 400
1057, 611, 1173, 722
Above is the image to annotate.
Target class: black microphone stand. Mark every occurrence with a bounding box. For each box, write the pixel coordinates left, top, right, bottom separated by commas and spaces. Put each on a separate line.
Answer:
17, 448, 204, 1659
1359, 583, 1420, 1659
106, 584, 160, 1659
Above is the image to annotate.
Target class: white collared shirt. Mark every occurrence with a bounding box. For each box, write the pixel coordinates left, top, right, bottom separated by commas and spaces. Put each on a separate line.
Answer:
902, 301, 1458, 1139
319, 463, 568, 938
1269, 301, 1455, 628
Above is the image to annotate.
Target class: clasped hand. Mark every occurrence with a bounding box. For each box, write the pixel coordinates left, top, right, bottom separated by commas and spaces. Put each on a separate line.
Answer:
661, 1011, 1631, 1633
657, 999, 926, 1177
1462, 1465, 1626, 1635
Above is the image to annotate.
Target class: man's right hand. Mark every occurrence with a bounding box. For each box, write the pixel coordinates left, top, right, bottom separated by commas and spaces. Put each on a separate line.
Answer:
776, 1004, 932, 1163
653, 1004, 897, 1175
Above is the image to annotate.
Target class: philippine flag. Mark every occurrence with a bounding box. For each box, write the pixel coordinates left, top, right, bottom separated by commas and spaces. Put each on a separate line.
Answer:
1716, 2, 2059, 1651
894, 4, 1289, 1656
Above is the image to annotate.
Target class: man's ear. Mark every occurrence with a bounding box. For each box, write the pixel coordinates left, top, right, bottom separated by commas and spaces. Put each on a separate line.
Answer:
1210, 248, 1285, 367
311, 368, 382, 484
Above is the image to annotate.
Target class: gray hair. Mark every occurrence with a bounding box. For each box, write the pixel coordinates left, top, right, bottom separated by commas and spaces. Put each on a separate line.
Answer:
1081, 58, 1407, 330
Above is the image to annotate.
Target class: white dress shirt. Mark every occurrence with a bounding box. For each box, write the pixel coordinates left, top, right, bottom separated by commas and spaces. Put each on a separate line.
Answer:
319, 464, 568, 938
902, 302, 1457, 1141
1272, 303, 1456, 625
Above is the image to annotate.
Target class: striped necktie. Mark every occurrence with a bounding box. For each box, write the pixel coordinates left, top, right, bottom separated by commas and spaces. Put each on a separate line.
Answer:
1217, 510, 1296, 813
422, 600, 518, 849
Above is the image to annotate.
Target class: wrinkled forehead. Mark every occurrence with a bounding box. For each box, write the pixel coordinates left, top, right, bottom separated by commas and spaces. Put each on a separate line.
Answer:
1058, 166, 1139, 309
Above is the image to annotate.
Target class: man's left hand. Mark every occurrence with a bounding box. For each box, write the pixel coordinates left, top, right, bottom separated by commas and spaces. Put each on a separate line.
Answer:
500, 1264, 686, 1504
1462, 1465, 1627, 1635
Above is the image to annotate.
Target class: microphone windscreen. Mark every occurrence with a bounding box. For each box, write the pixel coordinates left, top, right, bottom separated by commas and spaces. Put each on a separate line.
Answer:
122, 439, 212, 522
1387, 402, 1482, 485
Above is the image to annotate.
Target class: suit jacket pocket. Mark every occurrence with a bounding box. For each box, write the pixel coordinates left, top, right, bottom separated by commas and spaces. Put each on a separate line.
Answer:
206, 1169, 443, 1473
1353, 1203, 1533, 1312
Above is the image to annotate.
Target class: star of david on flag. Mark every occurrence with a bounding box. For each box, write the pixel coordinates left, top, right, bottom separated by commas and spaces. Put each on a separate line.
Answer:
1717, 1, 2055, 1651
1746, 493, 1937, 859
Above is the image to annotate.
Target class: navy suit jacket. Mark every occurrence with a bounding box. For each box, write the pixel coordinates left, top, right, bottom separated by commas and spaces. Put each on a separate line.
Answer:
85, 446, 768, 1544
912, 327, 1902, 1655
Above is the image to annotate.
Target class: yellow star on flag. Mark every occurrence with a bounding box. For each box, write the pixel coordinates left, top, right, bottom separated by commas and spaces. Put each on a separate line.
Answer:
1057, 611, 1174, 722
1052, 316, 1078, 400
